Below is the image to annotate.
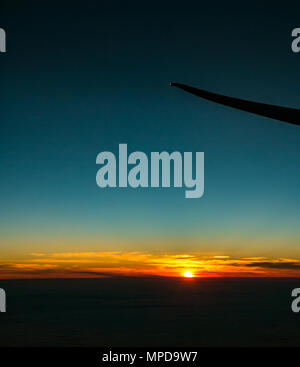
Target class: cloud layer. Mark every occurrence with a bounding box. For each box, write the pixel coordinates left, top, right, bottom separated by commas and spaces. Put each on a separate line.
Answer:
1, 251, 300, 278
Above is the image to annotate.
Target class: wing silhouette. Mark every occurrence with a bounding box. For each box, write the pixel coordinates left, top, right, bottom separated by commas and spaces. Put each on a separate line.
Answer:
170, 82, 300, 127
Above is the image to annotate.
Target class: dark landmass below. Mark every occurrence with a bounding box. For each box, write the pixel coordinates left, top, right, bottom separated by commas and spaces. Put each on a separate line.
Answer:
0, 277, 299, 347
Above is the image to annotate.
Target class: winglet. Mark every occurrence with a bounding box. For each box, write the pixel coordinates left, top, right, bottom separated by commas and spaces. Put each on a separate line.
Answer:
169, 82, 300, 127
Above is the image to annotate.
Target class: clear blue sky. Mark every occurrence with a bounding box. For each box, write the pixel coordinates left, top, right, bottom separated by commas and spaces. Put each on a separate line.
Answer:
1, 0, 299, 259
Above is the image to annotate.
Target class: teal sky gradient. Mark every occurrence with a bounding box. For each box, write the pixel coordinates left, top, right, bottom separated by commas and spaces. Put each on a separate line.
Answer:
1, 0, 300, 258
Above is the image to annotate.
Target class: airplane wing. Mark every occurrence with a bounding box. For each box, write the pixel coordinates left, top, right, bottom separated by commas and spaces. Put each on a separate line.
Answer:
170, 82, 300, 127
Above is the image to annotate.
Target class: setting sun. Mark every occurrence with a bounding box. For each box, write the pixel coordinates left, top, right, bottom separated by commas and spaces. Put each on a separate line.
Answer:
183, 270, 194, 278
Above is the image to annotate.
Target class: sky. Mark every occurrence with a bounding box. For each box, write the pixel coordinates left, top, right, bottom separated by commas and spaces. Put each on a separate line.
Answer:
0, 0, 300, 278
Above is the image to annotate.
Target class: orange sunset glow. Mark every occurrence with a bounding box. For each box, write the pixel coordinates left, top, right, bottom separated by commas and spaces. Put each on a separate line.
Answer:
1, 251, 300, 279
